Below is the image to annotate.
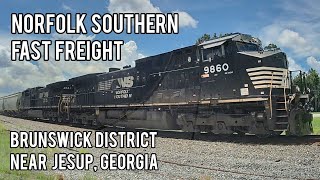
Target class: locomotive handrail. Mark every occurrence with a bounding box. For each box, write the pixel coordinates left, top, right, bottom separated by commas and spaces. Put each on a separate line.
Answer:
269, 72, 274, 118
58, 95, 62, 115
284, 70, 288, 111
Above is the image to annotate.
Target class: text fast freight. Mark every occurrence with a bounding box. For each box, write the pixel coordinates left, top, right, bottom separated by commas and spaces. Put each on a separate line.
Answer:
11, 40, 123, 61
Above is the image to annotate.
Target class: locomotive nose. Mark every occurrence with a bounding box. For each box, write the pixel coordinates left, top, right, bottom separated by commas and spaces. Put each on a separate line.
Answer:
261, 51, 288, 69
243, 51, 289, 90
238, 50, 288, 69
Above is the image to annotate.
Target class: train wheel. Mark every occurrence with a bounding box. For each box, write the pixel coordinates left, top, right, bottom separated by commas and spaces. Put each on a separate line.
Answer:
92, 118, 99, 126
271, 131, 283, 136
58, 117, 63, 123
91, 119, 102, 129
51, 117, 57, 123
82, 118, 88, 126
255, 133, 271, 138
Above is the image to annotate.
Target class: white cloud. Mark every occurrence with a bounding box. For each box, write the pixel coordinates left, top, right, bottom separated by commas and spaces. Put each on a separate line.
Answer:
173, 11, 198, 28
62, 3, 73, 11
259, 1, 320, 73
0, 33, 144, 96
107, 0, 198, 28
108, 0, 161, 13
261, 26, 320, 57
51, 33, 96, 41
282, 0, 320, 20
279, 29, 320, 57
0, 47, 12, 68
306, 56, 320, 72
288, 57, 305, 72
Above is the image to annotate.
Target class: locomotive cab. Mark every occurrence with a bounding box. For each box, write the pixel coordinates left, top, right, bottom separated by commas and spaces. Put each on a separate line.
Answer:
197, 33, 312, 136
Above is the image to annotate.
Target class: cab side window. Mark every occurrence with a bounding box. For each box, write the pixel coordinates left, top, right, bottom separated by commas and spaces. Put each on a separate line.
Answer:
203, 48, 214, 61
202, 46, 223, 61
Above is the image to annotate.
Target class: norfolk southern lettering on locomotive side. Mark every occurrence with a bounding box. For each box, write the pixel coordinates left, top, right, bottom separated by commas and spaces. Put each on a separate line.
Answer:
0, 33, 314, 136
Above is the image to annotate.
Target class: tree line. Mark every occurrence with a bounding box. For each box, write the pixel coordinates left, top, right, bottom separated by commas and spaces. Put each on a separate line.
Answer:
293, 69, 320, 111
195, 33, 236, 45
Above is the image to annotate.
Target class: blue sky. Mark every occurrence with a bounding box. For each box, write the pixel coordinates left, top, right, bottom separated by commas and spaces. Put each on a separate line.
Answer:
1, 0, 282, 54
0, 0, 319, 96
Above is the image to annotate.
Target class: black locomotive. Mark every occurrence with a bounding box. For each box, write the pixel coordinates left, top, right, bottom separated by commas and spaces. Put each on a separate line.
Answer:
0, 33, 313, 136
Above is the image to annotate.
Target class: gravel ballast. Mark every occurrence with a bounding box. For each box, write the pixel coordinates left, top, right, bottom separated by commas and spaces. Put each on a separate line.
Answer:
1, 115, 319, 180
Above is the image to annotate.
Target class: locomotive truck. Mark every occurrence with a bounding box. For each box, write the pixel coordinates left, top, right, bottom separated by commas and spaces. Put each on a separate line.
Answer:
0, 33, 313, 136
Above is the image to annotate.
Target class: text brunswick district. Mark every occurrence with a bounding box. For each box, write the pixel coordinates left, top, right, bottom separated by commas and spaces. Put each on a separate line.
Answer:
10, 131, 158, 171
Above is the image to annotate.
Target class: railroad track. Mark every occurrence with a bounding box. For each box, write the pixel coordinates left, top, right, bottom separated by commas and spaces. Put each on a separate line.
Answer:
1, 117, 320, 145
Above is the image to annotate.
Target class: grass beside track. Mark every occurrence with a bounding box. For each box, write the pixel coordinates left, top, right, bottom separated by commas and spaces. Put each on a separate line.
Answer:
313, 117, 320, 135
0, 122, 59, 180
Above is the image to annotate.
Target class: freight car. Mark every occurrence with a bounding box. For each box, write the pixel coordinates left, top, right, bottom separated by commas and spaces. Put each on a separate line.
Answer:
0, 33, 313, 136
0, 93, 21, 116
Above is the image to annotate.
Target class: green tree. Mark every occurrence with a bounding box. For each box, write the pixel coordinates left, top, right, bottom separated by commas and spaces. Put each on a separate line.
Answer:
213, 33, 217, 39
292, 72, 304, 91
196, 32, 236, 44
306, 68, 320, 92
292, 68, 320, 111
264, 43, 278, 50
293, 69, 320, 92
306, 69, 320, 111
196, 33, 211, 45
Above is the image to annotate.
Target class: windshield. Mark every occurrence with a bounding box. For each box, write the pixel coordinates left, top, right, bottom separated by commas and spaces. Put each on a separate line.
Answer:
236, 42, 260, 52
